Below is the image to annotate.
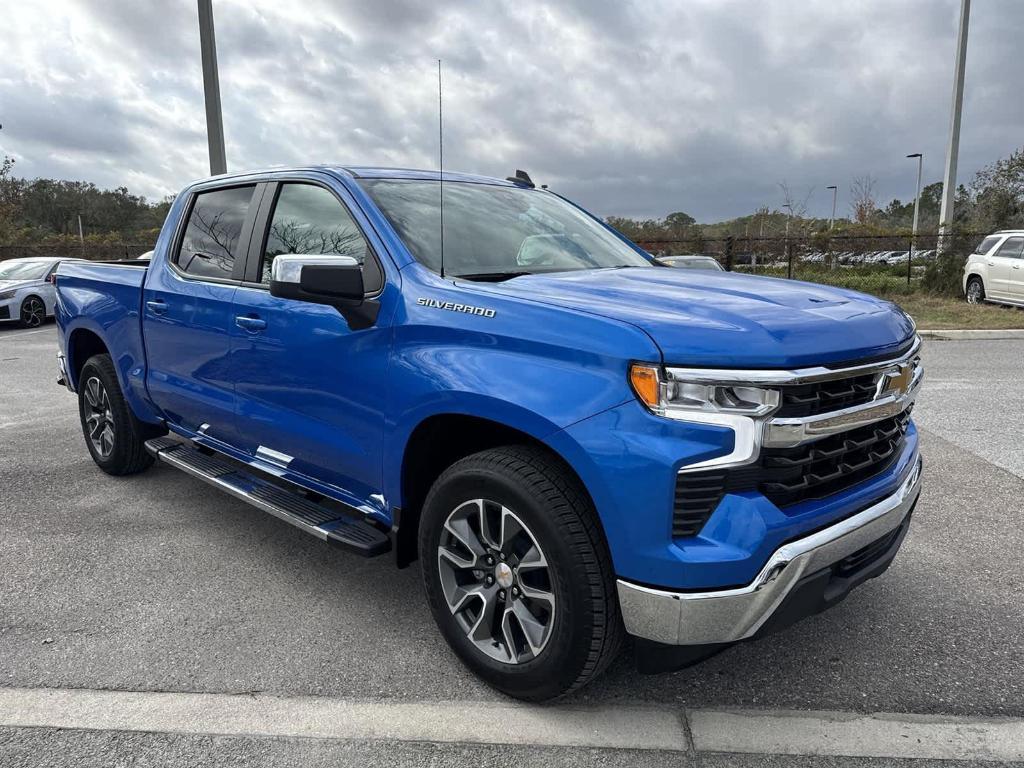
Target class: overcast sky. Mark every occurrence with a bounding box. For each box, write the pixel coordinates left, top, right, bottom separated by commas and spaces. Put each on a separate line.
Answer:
1, 0, 1020, 222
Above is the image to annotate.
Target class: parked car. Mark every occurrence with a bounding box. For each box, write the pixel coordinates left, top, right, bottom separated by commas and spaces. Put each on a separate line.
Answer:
55, 166, 922, 700
657, 254, 724, 270
963, 231, 1024, 306
0, 256, 80, 328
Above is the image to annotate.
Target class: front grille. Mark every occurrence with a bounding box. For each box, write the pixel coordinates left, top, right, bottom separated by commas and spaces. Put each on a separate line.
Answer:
673, 409, 911, 538
776, 373, 878, 418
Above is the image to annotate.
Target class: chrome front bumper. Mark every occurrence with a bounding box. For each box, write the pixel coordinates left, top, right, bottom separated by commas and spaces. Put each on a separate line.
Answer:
617, 454, 922, 646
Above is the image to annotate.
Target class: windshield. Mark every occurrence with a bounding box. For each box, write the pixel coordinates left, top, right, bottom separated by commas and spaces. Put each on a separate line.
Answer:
0, 260, 52, 281
359, 179, 652, 278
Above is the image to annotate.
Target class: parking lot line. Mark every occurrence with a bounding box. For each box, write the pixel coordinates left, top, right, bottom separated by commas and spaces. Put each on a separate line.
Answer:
0, 687, 689, 752
2, 687, 1024, 760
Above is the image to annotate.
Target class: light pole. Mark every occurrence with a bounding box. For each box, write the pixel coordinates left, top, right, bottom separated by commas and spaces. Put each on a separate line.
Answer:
907, 153, 923, 263
826, 185, 837, 230
77, 213, 85, 258
198, 0, 227, 175
938, 0, 970, 248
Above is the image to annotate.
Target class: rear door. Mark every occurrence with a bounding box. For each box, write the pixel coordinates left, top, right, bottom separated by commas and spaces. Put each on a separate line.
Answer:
227, 176, 396, 507
143, 183, 262, 444
986, 236, 1022, 299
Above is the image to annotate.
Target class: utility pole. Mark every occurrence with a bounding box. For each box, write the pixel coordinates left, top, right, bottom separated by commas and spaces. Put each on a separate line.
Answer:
77, 213, 85, 258
198, 0, 227, 175
938, 0, 970, 248
826, 185, 838, 230
907, 153, 923, 262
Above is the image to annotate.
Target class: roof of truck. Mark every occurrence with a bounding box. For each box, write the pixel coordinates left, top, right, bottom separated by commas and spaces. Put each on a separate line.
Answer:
190, 165, 523, 188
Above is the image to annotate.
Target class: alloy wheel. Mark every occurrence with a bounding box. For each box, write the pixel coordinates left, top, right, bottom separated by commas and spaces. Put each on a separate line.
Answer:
83, 376, 115, 458
437, 498, 555, 664
966, 281, 983, 304
21, 297, 45, 327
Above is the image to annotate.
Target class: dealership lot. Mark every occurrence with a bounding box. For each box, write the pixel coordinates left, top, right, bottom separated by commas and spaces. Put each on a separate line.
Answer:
1, 325, 1023, 765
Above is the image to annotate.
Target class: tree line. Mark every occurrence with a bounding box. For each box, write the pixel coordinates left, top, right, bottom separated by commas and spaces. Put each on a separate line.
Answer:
0, 156, 171, 246
607, 145, 1024, 244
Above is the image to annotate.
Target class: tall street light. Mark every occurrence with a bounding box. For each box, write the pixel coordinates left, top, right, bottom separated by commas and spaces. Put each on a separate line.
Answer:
907, 153, 923, 263
826, 185, 838, 230
198, 0, 227, 175
938, 0, 970, 248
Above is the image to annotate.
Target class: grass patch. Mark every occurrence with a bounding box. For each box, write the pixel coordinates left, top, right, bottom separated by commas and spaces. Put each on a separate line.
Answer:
880, 293, 1024, 330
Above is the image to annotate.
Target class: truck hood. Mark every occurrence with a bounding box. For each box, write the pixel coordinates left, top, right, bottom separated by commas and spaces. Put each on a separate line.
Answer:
470, 268, 915, 367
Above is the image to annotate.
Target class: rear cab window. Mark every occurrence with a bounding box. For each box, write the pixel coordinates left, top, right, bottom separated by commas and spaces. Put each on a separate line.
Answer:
175, 185, 256, 279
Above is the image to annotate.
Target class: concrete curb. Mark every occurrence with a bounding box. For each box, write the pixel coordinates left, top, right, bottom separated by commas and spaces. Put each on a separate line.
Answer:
919, 328, 1024, 340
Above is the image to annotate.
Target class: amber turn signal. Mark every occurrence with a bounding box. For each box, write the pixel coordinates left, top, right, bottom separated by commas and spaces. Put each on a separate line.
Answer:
629, 364, 661, 410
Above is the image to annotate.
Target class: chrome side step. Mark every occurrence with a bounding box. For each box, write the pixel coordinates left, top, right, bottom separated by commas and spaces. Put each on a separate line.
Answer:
145, 436, 391, 557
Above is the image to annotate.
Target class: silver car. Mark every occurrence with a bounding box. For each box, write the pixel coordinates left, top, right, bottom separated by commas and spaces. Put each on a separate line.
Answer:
0, 257, 80, 328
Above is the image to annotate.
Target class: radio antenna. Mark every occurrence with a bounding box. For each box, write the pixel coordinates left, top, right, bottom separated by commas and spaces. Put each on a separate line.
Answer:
437, 59, 446, 279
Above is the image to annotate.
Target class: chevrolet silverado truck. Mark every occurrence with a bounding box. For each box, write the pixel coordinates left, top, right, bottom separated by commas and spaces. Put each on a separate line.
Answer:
55, 166, 923, 700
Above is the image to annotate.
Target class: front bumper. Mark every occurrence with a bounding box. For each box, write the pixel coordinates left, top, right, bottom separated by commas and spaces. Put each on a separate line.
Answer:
617, 453, 922, 646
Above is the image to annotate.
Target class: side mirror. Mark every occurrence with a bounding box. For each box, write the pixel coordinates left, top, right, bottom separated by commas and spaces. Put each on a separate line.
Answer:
269, 255, 380, 330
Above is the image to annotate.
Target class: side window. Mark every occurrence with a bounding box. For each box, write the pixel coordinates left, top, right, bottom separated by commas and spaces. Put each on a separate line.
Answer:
995, 237, 1024, 259
176, 186, 256, 279
261, 184, 374, 286
975, 236, 1000, 255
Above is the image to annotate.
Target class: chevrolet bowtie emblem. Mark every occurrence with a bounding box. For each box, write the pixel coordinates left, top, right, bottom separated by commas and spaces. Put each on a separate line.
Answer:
877, 363, 913, 399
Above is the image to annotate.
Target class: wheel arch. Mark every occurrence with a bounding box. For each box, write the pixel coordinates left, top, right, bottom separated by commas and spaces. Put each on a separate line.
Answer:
67, 327, 111, 390
394, 412, 604, 568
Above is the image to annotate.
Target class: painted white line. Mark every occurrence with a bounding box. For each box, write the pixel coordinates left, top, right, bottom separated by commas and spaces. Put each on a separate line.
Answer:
690, 709, 1024, 762
919, 329, 1024, 340
0, 687, 688, 752
0, 328, 54, 339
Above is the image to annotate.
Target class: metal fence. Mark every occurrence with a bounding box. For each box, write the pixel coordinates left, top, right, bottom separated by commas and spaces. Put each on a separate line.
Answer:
637, 232, 983, 295
0, 242, 155, 262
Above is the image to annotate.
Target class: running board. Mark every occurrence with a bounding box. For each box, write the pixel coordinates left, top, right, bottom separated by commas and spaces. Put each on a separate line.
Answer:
145, 436, 391, 557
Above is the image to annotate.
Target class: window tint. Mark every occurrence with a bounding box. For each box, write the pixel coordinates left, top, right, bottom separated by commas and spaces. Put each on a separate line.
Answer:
176, 186, 255, 279
262, 184, 370, 283
996, 237, 1024, 259
975, 236, 1000, 255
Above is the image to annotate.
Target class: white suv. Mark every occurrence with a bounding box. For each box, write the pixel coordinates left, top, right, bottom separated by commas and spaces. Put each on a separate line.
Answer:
963, 231, 1024, 306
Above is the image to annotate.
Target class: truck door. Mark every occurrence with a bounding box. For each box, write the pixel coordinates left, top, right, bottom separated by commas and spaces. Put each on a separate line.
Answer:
143, 184, 261, 445
998, 237, 1024, 300
227, 178, 396, 509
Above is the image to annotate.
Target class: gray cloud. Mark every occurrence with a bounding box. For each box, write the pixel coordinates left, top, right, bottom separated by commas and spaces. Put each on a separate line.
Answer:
0, 0, 1020, 221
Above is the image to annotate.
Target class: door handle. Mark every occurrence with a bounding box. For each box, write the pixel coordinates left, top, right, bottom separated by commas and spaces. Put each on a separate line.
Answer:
1014, 264, 1021, 270
987, 261, 996, 266
235, 315, 267, 332
146, 299, 167, 315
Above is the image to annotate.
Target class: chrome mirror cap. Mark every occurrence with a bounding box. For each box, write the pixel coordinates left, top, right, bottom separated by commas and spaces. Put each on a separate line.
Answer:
270, 254, 359, 284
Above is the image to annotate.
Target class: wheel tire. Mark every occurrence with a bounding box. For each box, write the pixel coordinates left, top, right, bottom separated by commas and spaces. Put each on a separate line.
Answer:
77, 354, 162, 475
966, 276, 985, 304
419, 445, 623, 701
18, 295, 46, 328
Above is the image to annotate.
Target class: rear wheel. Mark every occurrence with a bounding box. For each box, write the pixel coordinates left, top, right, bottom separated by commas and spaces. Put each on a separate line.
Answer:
18, 296, 45, 328
419, 445, 622, 701
966, 276, 985, 304
77, 354, 162, 475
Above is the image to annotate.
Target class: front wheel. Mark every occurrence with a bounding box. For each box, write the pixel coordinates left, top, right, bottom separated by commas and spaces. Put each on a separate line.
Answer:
18, 296, 46, 328
419, 446, 623, 701
966, 276, 985, 304
77, 354, 162, 475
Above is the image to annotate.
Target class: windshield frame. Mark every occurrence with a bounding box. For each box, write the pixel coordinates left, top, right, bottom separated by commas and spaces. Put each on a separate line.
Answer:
358, 178, 653, 279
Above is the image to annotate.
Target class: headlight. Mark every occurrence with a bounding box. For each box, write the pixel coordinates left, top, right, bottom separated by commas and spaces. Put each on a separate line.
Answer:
0, 290, 16, 301
630, 363, 780, 419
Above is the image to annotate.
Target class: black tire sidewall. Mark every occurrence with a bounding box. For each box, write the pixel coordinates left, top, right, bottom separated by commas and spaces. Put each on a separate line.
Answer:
967, 277, 984, 303
419, 460, 604, 700
78, 355, 143, 474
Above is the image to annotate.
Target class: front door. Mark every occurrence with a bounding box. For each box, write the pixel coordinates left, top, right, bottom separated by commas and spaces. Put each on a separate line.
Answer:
228, 178, 395, 508
987, 236, 1023, 299
143, 184, 260, 445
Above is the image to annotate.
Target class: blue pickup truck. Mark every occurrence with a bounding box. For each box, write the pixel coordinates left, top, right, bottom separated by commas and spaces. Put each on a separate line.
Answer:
54, 166, 923, 700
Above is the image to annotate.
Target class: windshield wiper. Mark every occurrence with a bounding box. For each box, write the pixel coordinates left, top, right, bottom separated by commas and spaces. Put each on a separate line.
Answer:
453, 271, 535, 282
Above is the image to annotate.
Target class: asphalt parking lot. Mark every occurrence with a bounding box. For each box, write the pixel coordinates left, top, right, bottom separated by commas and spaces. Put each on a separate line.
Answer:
1, 324, 1023, 766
